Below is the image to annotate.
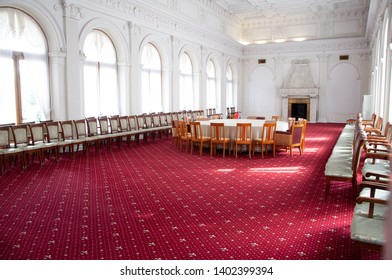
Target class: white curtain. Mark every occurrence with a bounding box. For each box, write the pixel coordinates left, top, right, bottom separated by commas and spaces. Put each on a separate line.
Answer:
141, 43, 162, 113
99, 62, 119, 116
0, 8, 50, 123
207, 60, 217, 109
226, 66, 234, 108
179, 53, 194, 110
0, 49, 15, 124
83, 61, 99, 117
22, 52, 51, 121
83, 30, 119, 117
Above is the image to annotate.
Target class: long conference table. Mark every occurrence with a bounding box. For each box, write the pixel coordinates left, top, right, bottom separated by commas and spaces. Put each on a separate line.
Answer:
197, 119, 289, 153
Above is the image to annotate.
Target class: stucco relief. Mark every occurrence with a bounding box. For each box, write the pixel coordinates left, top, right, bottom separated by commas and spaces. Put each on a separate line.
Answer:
280, 59, 318, 123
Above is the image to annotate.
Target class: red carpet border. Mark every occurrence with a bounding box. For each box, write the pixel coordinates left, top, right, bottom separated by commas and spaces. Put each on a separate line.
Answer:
0, 123, 381, 260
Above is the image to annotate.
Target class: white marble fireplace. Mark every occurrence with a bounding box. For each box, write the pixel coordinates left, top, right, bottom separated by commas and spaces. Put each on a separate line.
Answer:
279, 59, 319, 123
280, 88, 318, 123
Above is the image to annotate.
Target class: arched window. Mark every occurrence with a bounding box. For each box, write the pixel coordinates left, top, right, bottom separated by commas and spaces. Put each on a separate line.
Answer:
179, 52, 193, 110
207, 59, 217, 109
226, 65, 234, 108
83, 30, 118, 117
141, 43, 162, 113
0, 8, 50, 124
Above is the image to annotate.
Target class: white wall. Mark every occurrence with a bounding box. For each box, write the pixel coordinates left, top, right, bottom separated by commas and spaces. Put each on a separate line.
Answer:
242, 41, 370, 122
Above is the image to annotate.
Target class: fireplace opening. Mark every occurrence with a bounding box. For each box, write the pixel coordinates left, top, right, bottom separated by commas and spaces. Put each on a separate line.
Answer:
287, 97, 310, 120
291, 103, 307, 120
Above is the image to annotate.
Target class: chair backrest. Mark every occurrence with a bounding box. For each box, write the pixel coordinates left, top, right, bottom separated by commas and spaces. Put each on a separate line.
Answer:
235, 123, 252, 141
0, 126, 11, 147
262, 122, 276, 141
119, 116, 130, 132
73, 119, 88, 139
86, 117, 99, 136
166, 113, 173, 124
172, 120, 179, 137
189, 121, 202, 140
99, 116, 109, 134
136, 115, 146, 129
171, 112, 179, 121
60, 120, 74, 140
271, 115, 281, 121
159, 113, 167, 126
11, 125, 28, 147
370, 113, 377, 125
210, 122, 225, 141
179, 121, 189, 139
151, 114, 161, 127
28, 123, 46, 144
45, 121, 60, 142
352, 131, 366, 177
108, 116, 120, 133
298, 119, 307, 142
375, 116, 383, 130
145, 114, 153, 128
128, 115, 139, 130
291, 123, 303, 144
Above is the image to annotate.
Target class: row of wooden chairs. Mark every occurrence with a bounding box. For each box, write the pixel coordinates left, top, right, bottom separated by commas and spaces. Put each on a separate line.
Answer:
0, 110, 208, 174
347, 113, 390, 257
172, 119, 307, 159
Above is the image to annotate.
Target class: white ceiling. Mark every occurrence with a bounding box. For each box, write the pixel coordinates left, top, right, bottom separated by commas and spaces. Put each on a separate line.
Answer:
211, 0, 370, 44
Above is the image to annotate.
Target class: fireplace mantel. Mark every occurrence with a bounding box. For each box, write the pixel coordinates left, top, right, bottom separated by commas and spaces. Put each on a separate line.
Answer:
280, 88, 319, 123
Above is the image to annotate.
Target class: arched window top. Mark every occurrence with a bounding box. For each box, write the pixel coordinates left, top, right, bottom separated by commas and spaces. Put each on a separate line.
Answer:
226, 65, 233, 80
207, 59, 215, 78
83, 30, 116, 63
180, 52, 192, 74
141, 43, 161, 70
0, 8, 47, 54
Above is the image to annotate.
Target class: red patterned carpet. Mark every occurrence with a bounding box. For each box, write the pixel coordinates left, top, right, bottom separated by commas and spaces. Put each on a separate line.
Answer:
0, 123, 381, 260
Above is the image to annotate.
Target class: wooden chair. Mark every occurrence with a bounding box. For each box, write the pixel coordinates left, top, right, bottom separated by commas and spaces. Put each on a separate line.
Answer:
171, 120, 180, 148
275, 123, 304, 156
362, 113, 377, 128
118, 116, 132, 146
325, 130, 366, 199
364, 116, 383, 135
159, 113, 171, 138
107, 116, 123, 147
136, 114, 150, 143
179, 121, 191, 152
44, 121, 72, 160
252, 121, 276, 158
351, 179, 389, 258
0, 126, 25, 172
11, 124, 42, 167
28, 123, 58, 163
86, 117, 107, 151
98, 116, 112, 148
189, 121, 211, 156
73, 119, 94, 154
271, 115, 281, 121
127, 115, 140, 144
210, 122, 231, 157
298, 118, 307, 152
234, 123, 252, 158
58, 120, 84, 157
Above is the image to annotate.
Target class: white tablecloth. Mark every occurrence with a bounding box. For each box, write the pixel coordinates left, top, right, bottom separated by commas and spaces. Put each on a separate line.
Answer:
199, 119, 289, 140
